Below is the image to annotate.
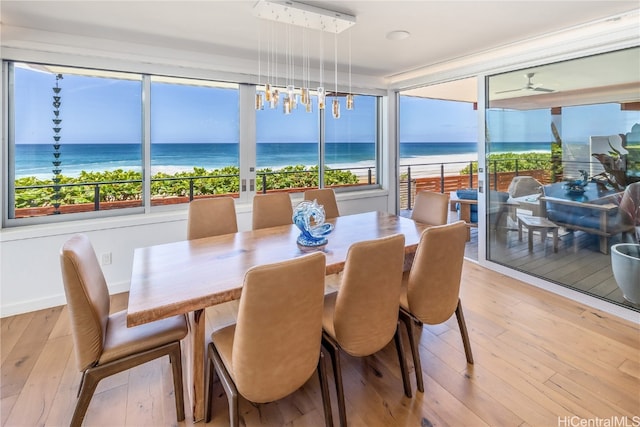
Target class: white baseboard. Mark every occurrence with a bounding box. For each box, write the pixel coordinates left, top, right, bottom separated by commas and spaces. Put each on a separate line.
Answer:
0, 280, 131, 318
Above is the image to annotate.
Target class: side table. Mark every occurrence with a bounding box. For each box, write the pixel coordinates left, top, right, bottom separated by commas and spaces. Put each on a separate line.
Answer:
517, 214, 559, 253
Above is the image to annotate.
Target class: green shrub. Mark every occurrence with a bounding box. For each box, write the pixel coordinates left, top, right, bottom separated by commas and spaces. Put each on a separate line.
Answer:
460, 152, 552, 174
14, 165, 360, 209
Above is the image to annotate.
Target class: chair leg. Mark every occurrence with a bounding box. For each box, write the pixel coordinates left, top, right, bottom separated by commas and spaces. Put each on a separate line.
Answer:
70, 342, 184, 426
228, 388, 239, 427
393, 320, 412, 398
205, 343, 216, 423
322, 333, 347, 427
209, 342, 240, 427
455, 299, 474, 364
400, 309, 424, 393
168, 342, 185, 421
71, 369, 101, 427
317, 350, 334, 427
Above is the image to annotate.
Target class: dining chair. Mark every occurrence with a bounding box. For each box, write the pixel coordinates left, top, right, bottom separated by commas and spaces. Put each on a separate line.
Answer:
411, 190, 450, 226
252, 192, 294, 230
321, 233, 410, 427
205, 251, 333, 427
187, 196, 238, 240
304, 188, 340, 219
399, 221, 472, 393
60, 234, 187, 427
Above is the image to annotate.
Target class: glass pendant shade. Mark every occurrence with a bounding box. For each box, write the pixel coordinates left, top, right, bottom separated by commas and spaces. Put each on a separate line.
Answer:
346, 93, 354, 110
305, 100, 313, 113
317, 87, 325, 110
255, 93, 264, 110
265, 83, 272, 102
283, 95, 291, 114
270, 89, 280, 109
332, 98, 340, 119
301, 87, 310, 105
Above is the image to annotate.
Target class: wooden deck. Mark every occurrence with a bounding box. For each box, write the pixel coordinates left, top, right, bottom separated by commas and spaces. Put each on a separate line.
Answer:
487, 224, 639, 311
404, 208, 639, 312
1, 262, 638, 426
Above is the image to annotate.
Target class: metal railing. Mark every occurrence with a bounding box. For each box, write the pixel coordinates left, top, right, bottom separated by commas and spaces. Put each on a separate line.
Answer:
17, 156, 619, 215
398, 157, 617, 210
14, 166, 377, 215
256, 166, 374, 193
400, 160, 478, 210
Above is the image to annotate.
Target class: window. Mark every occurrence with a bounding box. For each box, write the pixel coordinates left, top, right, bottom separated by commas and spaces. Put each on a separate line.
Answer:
4, 62, 244, 226
324, 94, 378, 188
485, 47, 640, 310
255, 90, 319, 192
255, 90, 381, 193
3, 61, 382, 226
150, 76, 239, 205
8, 63, 142, 222
398, 94, 478, 210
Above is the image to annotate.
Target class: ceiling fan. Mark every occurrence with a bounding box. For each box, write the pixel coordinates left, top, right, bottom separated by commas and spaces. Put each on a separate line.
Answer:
496, 72, 554, 94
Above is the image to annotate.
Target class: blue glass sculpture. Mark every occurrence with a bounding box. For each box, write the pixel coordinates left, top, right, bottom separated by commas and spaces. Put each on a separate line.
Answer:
564, 169, 589, 195
293, 200, 334, 247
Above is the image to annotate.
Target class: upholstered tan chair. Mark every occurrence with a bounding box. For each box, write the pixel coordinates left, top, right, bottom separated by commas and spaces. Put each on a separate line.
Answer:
252, 192, 294, 230
322, 234, 410, 427
60, 234, 187, 427
205, 252, 332, 427
399, 221, 473, 393
304, 188, 340, 219
411, 190, 450, 226
187, 196, 238, 240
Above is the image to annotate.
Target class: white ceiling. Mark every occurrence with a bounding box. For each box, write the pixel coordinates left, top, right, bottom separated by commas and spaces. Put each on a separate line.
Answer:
1, 0, 638, 83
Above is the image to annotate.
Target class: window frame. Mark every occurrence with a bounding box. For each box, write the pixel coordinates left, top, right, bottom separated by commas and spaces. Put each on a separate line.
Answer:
2, 60, 383, 228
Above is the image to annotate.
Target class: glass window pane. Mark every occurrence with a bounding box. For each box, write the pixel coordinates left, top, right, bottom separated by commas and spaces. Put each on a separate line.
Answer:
399, 95, 478, 211
255, 90, 319, 192
485, 47, 640, 310
150, 77, 239, 205
10, 63, 142, 219
324, 95, 378, 188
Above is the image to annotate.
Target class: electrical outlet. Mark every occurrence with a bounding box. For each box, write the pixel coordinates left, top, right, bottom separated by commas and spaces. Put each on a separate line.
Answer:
101, 252, 112, 266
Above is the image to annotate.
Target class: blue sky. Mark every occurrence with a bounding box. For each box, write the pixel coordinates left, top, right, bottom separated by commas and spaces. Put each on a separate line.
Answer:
16, 67, 377, 144
13, 65, 640, 146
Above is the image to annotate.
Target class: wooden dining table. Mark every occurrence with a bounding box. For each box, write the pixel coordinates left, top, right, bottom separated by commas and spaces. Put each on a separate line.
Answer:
127, 211, 428, 421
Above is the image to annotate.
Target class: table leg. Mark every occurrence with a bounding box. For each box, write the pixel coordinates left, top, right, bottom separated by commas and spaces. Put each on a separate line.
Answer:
528, 228, 534, 252
459, 204, 471, 223
518, 218, 523, 241
185, 309, 206, 422
552, 228, 558, 252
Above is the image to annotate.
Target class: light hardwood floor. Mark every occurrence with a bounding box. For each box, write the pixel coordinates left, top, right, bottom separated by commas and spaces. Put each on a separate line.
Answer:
2, 262, 639, 426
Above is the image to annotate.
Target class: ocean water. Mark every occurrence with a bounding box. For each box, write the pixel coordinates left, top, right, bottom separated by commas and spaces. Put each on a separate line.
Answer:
14, 142, 551, 179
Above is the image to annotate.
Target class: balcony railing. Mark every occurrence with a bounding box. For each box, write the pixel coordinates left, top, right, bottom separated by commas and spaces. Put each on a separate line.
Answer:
16, 156, 615, 218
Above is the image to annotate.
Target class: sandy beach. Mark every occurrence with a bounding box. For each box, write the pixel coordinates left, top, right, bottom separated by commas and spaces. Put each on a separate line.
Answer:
338, 153, 478, 180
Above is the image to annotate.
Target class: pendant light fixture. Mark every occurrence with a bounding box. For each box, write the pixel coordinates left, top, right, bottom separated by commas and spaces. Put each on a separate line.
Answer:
253, 0, 356, 118
332, 28, 340, 119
